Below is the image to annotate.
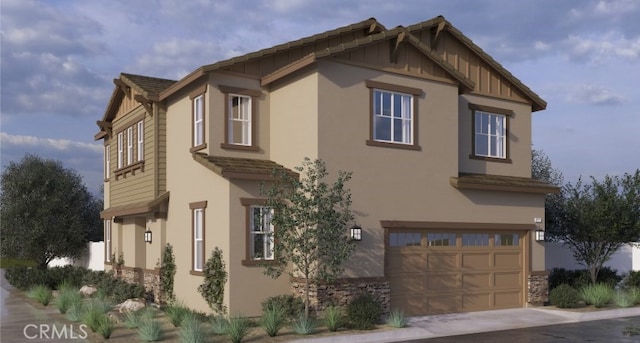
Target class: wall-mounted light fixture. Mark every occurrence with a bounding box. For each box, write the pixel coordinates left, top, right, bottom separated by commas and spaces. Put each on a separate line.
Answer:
350, 225, 362, 241
535, 229, 545, 242
144, 230, 152, 244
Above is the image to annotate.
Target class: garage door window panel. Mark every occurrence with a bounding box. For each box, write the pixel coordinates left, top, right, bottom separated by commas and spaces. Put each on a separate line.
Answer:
495, 234, 520, 247
427, 233, 456, 247
389, 232, 422, 247
462, 233, 489, 247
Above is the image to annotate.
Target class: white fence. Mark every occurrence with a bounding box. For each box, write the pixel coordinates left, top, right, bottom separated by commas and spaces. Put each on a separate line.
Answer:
546, 242, 640, 274
49, 242, 104, 271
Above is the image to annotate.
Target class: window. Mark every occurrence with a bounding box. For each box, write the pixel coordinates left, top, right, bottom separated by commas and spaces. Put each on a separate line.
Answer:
104, 145, 110, 180
137, 121, 144, 161
104, 220, 111, 263
427, 233, 456, 247
495, 233, 520, 247
126, 127, 133, 165
193, 94, 204, 148
117, 133, 123, 168
365, 80, 421, 150
190, 201, 207, 273
389, 232, 422, 247
249, 206, 274, 260
475, 111, 505, 158
469, 104, 513, 161
462, 233, 489, 247
373, 89, 412, 144
228, 95, 252, 146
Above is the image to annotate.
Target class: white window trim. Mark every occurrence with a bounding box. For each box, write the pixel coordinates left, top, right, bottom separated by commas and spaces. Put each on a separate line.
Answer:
104, 145, 110, 179
228, 94, 252, 146
126, 127, 134, 165
475, 111, 506, 159
105, 220, 112, 262
193, 95, 204, 147
137, 121, 144, 161
193, 208, 204, 271
372, 89, 413, 145
249, 206, 274, 260
117, 133, 123, 169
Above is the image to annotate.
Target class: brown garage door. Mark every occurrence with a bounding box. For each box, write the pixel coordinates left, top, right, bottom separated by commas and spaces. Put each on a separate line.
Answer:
386, 229, 525, 316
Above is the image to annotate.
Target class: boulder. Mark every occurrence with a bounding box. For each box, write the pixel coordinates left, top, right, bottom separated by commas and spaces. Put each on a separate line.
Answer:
79, 285, 98, 297
118, 298, 146, 313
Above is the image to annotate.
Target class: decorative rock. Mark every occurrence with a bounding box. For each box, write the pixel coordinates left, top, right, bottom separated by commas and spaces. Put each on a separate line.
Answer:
118, 298, 146, 313
79, 285, 98, 297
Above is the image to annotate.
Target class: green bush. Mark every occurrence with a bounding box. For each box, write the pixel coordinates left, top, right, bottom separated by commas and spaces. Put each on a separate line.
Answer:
96, 315, 114, 339
261, 306, 286, 337
614, 290, 635, 308
323, 305, 343, 332
210, 315, 229, 335
292, 315, 316, 335
580, 283, 614, 308
112, 281, 145, 303
549, 284, 580, 308
227, 316, 250, 343
179, 314, 206, 343
346, 293, 382, 330
5, 267, 49, 290
198, 247, 228, 314
261, 294, 304, 321
164, 302, 191, 327
549, 267, 621, 291
65, 302, 84, 322
622, 271, 640, 289
55, 286, 82, 314
386, 308, 408, 328
27, 284, 52, 306
138, 318, 162, 342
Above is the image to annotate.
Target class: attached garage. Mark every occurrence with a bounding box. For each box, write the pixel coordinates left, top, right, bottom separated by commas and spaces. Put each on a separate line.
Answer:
385, 227, 529, 316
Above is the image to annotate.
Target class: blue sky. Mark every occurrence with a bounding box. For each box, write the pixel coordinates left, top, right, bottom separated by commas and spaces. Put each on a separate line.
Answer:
1, 0, 639, 194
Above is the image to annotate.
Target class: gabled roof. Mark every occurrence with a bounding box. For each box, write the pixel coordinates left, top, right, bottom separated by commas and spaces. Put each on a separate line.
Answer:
192, 153, 298, 181
407, 16, 547, 111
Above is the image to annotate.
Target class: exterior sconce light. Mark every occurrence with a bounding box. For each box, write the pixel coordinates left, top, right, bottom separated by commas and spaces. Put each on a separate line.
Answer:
535, 229, 545, 242
144, 230, 152, 244
350, 226, 362, 241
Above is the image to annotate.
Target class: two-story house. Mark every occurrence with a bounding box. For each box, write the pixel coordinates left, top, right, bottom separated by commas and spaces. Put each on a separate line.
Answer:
95, 16, 558, 317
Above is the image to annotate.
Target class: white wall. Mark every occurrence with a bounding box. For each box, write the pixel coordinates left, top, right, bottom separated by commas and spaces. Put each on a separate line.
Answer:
546, 242, 640, 274
49, 242, 104, 271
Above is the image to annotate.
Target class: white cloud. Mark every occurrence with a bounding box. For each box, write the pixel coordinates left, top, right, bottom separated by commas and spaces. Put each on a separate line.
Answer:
565, 32, 640, 63
568, 84, 628, 106
0, 133, 102, 154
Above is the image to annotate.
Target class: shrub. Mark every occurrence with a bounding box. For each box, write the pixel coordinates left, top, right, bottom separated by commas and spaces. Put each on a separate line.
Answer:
27, 284, 52, 306
292, 315, 316, 335
159, 244, 177, 303
549, 284, 580, 308
124, 310, 145, 329
580, 283, 614, 308
112, 281, 145, 304
323, 305, 343, 332
622, 271, 640, 289
164, 302, 191, 327
227, 316, 250, 343
210, 315, 229, 335
82, 299, 113, 332
261, 306, 286, 337
614, 290, 635, 308
96, 314, 114, 339
55, 286, 83, 314
627, 287, 640, 304
347, 293, 382, 330
261, 294, 304, 321
138, 318, 162, 342
65, 302, 84, 322
386, 308, 408, 328
198, 247, 228, 314
549, 267, 621, 290
6, 267, 48, 290
179, 314, 206, 343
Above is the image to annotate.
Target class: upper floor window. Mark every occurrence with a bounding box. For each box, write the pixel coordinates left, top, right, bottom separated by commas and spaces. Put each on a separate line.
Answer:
137, 120, 144, 161
469, 104, 513, 162
104, 145, 110, 180
126, 127, 134, 165
365, 80, 422, 151
117, 133, 124, 169
189, 84, 207, 152
228, 95, 252, 146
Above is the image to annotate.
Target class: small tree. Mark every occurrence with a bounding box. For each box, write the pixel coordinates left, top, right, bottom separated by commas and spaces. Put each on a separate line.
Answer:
547, 170, 640, 283
159, 244, 177, 303
263, 158, 355, 318
0, 154, 100, 268
198, 247, 227, 314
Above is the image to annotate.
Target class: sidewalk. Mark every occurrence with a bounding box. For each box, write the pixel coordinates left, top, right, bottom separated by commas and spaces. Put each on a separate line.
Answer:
290, 306, 640, 343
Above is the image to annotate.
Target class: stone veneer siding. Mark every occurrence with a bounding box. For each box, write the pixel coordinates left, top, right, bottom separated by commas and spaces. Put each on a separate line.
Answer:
528, 271, 549, 305
291, 277, 390, 316
116, 266, 164, 304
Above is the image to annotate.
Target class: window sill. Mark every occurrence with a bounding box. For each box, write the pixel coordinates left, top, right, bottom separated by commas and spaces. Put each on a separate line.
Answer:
241, 259, 277, 267
221, 143, 260, 152
366, 140, 421, 151
468, 155, 512, 164
190, 143, 207, 153
114, 161, 145, 180
189, 270, 204, 276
